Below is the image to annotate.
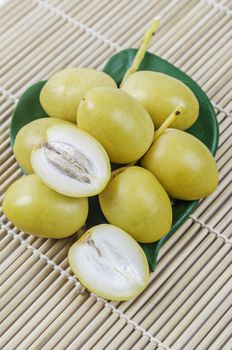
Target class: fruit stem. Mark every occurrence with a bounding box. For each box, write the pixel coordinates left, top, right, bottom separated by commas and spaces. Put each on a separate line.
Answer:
120, 17, 161, 86
152, 103, 184, 142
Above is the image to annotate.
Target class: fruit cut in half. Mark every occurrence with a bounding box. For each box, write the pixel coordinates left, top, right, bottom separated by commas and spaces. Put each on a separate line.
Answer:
13, 117, 72, 174
68, 224, 149, 301
31, 124, 111, 197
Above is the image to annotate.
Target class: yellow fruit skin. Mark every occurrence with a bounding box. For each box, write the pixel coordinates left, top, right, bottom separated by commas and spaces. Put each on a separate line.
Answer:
2, 174, 88, 238
77, 87, 154, 163
141, 129, 219, 200
13, 118, 71, 174
40, 68, 117, 122
121, 71, 199, 130
99, 166, 172, 243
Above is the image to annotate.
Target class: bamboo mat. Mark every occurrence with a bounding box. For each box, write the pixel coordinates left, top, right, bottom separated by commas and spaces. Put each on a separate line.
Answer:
0, 0, 232, 349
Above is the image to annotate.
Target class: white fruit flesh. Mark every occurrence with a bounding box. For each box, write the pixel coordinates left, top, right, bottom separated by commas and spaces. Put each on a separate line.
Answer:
68, 224, 149, 301
31, 124, 111, 197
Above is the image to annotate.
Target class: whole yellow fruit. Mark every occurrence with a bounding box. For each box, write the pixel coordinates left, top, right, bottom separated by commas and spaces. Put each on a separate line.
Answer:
40, 68, 117, 122
141, 129, 219, 200
99, 166, 172, 243
77, 87, 154, 163
13, 117, 71, 174
2, 174, 88, 238
121, 71, 199, 130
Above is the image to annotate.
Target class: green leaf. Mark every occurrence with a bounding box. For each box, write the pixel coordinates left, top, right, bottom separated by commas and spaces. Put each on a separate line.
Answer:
10, 81, 48, 146
10, 50, 219, 271
103, 49, 219, 270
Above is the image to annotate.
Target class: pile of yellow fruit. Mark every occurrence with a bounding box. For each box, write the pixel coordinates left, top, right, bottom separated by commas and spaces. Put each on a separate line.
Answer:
3, 19, 218, 301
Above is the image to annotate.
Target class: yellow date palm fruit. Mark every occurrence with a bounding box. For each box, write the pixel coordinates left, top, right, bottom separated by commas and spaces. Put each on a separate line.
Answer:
2, 174, 88, 238
13, 117, 71, 174
99, 166, 172, 243
77, 87, 154, 163
31, 124, 111, 197
141, 129, 219, 200
68, 224, 149, 301
121, 71, 199, 130
40, 68, 117, 122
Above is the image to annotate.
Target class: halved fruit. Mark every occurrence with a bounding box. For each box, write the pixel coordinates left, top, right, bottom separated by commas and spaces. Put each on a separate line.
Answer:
68, 224, 150, 301
31, 124, 111, 197
13, 117, 72, 174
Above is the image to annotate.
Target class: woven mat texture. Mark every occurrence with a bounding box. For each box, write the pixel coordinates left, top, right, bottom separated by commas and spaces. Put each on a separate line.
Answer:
0, 0, 232, 349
